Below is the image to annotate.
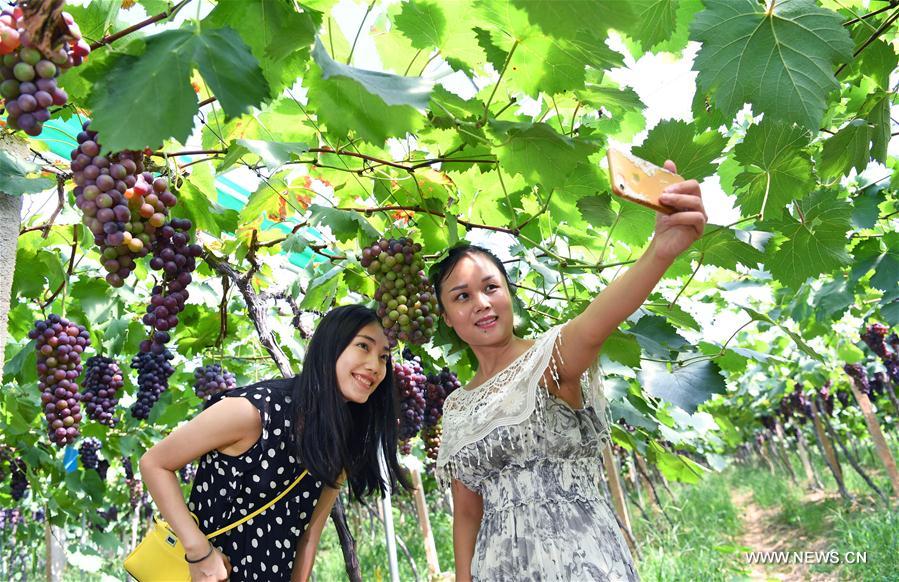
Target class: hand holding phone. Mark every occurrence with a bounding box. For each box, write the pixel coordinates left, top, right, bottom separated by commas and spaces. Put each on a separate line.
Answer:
606, 148, 682, 215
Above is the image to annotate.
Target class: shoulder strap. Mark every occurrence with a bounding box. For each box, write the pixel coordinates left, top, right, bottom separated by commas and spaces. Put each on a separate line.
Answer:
206, 469, 309, 539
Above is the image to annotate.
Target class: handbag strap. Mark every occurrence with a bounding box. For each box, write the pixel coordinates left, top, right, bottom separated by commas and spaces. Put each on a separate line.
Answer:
205, 469, 309, 539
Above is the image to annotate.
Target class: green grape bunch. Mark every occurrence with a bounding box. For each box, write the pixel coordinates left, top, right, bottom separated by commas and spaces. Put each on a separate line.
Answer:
360, 237, 438, 347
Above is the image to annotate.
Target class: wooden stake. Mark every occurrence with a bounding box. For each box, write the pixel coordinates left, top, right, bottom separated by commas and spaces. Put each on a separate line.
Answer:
410, 467, 441, 578
601, 442, 632, 537
811, 406, 843, 481
845, 382, 899, 497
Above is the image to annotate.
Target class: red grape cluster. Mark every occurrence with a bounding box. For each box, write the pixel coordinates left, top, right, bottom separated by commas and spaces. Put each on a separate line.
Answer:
10, 458, 27, 501
71, 123, 178, 288
193, 363, 237, 400
423, 367, 461, 428
860, 323, 899, 384
779, 383, 812, 423
28, 314, 90, 446
361, 238, 438, 346
129, 349, 175, 420
141, 218, 202, 353
395, 351, 427, 453
80, 355, 124, 427
758, 415, 776, 431
0, 7, 88, 135
818, 381, 835, 416
843, 363, 870, 395
78, 437, 101, 470
179, 463, 196, 484
869, 371, 887, 400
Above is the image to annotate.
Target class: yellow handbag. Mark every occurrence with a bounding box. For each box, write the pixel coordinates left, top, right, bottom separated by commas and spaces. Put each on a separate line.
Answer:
124, 469, 308, 581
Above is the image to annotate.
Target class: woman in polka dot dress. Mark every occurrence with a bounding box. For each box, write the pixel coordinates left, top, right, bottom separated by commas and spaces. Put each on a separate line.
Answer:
140, 305, 410, 581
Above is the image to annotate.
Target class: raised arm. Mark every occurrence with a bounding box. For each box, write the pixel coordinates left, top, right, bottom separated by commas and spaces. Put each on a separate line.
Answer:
557, 161, 707, 384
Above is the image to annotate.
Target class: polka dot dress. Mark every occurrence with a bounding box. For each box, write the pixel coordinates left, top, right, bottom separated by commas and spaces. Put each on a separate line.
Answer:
187, 379, 324, 581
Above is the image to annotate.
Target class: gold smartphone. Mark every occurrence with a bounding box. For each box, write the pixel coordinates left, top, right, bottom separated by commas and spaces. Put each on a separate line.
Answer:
606, 147, 682, 215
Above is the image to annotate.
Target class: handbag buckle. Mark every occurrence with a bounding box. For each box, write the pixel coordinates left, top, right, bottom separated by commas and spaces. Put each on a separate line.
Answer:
165, 535, 177, 547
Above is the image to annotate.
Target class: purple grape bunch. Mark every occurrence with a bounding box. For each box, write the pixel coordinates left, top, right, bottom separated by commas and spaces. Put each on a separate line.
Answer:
861, 323, 899, 384
70, 122, 179, 288
140, 217, 202, 353
0, 8, 89, 136
28, 314, 90, 446
10, 458, 27, 501
78, 437, 101, 470
361, 238, 439, 347
129, 349, 175, 420
179, 463, 196, 484
96, 459, 110, 481
843, 363, 870, 395
395, 351, 427, 454
80, 355, 124, 427
424, 367, 461, 428
193, 363, 237, 400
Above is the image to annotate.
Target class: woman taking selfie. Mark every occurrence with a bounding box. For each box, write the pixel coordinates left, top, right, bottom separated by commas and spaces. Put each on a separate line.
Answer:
433, 160, 705, 581
140, 304, 409, 581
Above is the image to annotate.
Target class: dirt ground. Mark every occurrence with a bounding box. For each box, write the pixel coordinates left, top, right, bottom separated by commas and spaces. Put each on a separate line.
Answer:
731, 489, 839, 582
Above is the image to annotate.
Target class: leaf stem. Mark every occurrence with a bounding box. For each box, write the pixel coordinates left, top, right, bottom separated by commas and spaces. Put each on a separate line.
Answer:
346, 0, 376, 65
89, 0, 193, 50
480, 40, 519, 126
835, 7, 899, 76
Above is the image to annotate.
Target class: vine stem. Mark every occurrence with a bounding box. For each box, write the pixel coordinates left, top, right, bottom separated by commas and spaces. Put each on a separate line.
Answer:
89, 0, 193, 50
346, 0, 376, 65
480, 40, 519, 126
835, 7, 899, 76
667, 252, 703, 309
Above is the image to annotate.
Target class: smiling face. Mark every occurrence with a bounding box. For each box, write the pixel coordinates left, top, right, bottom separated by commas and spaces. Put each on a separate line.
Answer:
335, 321, 391, 404
437, 252, 515, 346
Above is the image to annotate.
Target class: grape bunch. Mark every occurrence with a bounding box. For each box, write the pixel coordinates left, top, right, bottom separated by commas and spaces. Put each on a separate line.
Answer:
10, 458, 27, 501
80, 355, 124, 427
421, 423, 441, 462
141, 218, 202, 352
129, 349, 175, 420
870, 371, 887, 400
843, 363, 870, 395
861, 323, 890, 358
395, 353, 427, 453
96, 459, 110, 481
179, 463, 196, 484
78, 437, 101, 470
361, 238, 439, 346
193, 363, 236, 400
861, 323, 899, 384
759, 414, 776, 431
423, 367, 461, 428
779, 384, 812, 423
0, 7, 89, 136
71, 123, 179, 288
28, 314, 90, 446
819, 381, 835, 416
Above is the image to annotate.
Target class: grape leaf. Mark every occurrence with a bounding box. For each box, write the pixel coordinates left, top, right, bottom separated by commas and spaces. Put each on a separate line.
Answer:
205, 0, 319, 93
732, 121, 814, 219
308, 204, 380, 243
235, 140, 310, 170
511, 0, 634, 39
632, 120, 727, 181
490, 121, 599, 190
762, 190, 852, 289
819, 119, 871, 180
638, 359, 726, 413
393, 0, 446, 50
628, 315, 688, 358
862, 92, 891, 164
627, 0, 680, 50
0, 151, 53, 196
867, 233, 899, 294
90, 25, 270, 151
690, 0, 853, 131
693, 227, 764, 271
305, 39, 430, 143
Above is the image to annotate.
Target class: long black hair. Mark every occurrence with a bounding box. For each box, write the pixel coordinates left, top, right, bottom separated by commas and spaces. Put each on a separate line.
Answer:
291, 305, 410, 501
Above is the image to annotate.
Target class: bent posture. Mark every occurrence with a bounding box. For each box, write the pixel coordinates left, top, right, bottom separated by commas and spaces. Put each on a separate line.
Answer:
141, 305, 409, 581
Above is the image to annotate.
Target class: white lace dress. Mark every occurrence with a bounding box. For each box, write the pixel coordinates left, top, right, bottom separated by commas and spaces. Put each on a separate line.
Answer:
437, 325, 639, 581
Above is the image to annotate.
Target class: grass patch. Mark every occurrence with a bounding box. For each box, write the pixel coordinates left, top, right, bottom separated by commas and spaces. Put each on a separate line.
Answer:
811, 504, 899, 581
631, 470, 745, 581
